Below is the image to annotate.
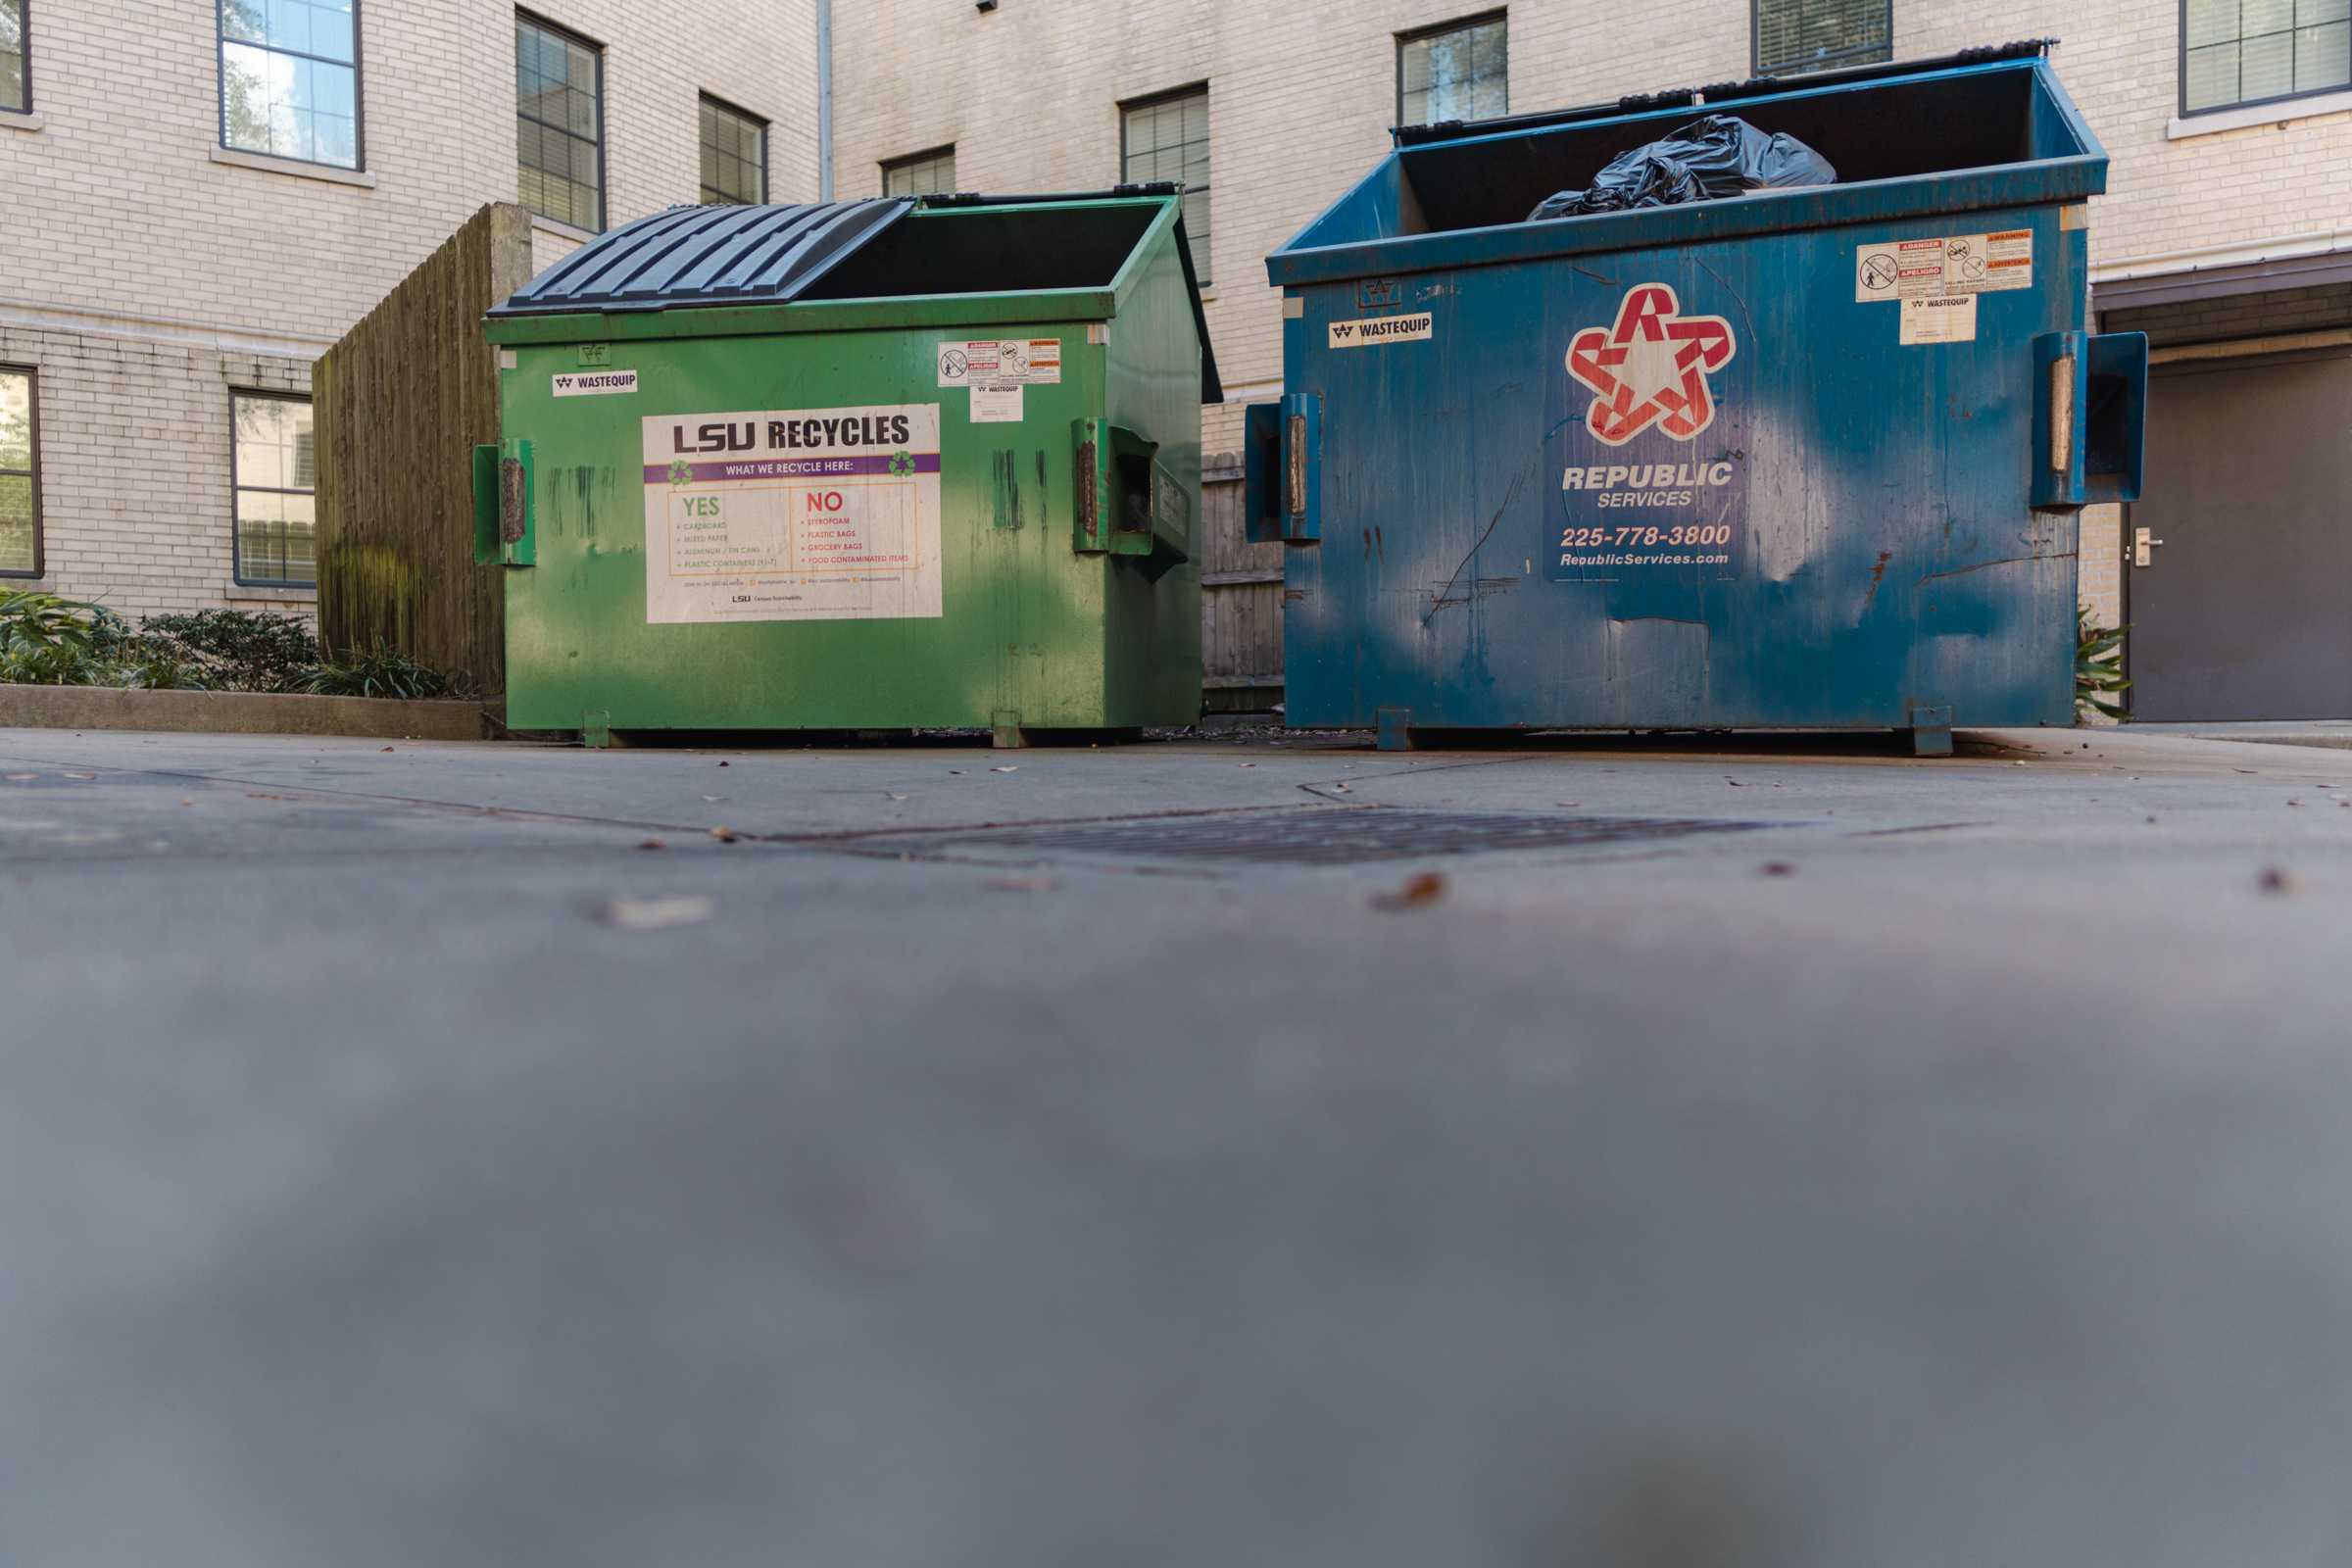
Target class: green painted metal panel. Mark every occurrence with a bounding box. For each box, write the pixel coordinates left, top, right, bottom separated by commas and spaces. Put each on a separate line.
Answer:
488, 196, 1203, 738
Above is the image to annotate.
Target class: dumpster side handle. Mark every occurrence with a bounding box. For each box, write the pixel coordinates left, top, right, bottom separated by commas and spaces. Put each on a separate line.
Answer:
1242, 395, 1321, 546
1072, 418, 1166, 557
472, 438, 536, 566
2033, 330, 2147, 511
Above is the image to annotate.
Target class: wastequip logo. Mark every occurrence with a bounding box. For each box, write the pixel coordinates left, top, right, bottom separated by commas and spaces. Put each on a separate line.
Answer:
1565, 283, 1737, 446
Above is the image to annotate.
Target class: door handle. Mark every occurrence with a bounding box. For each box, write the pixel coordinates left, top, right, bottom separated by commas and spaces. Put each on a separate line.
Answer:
2132, 525, 2165, 567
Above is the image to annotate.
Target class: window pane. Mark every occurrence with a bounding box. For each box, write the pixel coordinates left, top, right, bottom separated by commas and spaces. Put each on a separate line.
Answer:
2185, 40, 2241, 106
3, 0, 26, 114
883, 148, 955, 197
2242, 26, 2296, 95
0, 474, 32, 575
2186, 0, 2240, 46
2298, 20, 2351, 86
2246, 0, 2296, 33
515, 17, 602, 228
700, 96, 766, 204
1756, 0, 1892, 75
220, 10, 361, 172
233, 396, 316, 586
0, 371, 29, 470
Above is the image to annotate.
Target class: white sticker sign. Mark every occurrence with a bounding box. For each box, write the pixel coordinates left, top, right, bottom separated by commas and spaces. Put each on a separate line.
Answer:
1329, 312, 1434, 348
1856, 229, 2033, 303
969, 384, 1023, 423
553, 369, 639, 397
938, 338, 1061, 385
640, 404, 942, 624
1899, 294, 1978, 346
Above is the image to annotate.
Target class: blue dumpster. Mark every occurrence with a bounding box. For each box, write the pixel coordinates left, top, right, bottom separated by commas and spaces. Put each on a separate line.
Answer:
1251, 43, 2145, 754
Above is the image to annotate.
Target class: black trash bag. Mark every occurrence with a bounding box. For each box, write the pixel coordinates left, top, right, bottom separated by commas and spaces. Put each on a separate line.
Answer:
1527, 114, 1837, 220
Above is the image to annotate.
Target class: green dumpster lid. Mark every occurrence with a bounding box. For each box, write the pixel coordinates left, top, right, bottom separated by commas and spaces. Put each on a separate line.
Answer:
489, 199, 915, 317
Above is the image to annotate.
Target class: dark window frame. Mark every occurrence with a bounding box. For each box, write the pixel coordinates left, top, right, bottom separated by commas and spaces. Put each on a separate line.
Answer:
2178, 0, 2352, 119
698, 90, 769, 204
227, 388, 317, 591
3, 0, 32, 116
1751, 0, 1893, 77
216, 0, 368, 172
1396, 9, 1508, 128
880, 143, 957, 197
0, 364, 42, 581
1118, 82, 1211, 287
515, 9, 608, 232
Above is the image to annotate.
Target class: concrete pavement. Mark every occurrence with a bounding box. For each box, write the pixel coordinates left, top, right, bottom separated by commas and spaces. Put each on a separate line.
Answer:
3, 723, 2350, 1566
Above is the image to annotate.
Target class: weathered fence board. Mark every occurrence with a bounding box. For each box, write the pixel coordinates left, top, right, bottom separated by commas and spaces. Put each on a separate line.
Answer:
315, 203, 533, 700
1200, 454, 1282, 710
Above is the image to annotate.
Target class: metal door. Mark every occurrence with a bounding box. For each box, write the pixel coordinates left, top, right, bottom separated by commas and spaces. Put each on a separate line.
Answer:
2129, 349, 2352, 720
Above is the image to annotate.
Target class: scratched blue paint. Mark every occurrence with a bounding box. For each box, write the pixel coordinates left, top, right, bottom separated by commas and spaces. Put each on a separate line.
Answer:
1259, 53, 2136, 736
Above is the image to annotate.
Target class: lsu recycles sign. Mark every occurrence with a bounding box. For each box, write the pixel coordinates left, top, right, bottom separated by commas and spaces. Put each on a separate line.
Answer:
1545, 282, 1747, 580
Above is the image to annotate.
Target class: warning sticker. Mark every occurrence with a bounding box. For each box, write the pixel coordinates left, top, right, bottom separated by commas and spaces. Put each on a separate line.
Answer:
1899, 294, 1978, 346
937, 338, 1061, 386
553, 369, 638, 397
639, 404, 942, 624
1855, 229, 2033, 303
1329, 312, 1434, 348
969, 384, 1023, 423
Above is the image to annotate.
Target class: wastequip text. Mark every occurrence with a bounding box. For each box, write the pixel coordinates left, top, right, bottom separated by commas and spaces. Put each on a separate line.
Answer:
1562, 460, 1737, 508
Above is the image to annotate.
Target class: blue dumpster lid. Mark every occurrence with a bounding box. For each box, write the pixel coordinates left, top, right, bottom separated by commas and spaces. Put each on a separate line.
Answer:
489, 199, 914, 317
1270, 45, 2107, 290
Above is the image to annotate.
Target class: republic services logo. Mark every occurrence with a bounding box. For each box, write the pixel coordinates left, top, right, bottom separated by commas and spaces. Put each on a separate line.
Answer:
1566, 283, 1737, 447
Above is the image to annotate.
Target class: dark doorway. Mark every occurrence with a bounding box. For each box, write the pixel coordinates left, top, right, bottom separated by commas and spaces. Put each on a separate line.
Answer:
2128, 349, 2352, 720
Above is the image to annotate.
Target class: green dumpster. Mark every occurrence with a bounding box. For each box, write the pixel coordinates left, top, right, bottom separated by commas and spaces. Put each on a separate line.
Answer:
476, 187, 1217, 746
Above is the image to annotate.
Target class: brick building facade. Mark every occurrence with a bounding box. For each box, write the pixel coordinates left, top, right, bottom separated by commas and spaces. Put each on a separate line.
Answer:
0, 0, 816, 618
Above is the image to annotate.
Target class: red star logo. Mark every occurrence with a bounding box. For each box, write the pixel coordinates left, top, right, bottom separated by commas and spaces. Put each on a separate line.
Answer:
1566, 283, 1738, 447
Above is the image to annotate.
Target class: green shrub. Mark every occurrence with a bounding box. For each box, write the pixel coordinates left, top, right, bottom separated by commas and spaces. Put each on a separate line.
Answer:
0, 590, 110, 685
137, 610, 319, 692
298, 640, 471, 701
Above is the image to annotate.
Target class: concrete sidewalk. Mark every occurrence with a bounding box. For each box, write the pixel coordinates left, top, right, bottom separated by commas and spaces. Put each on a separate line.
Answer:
4, 723, 2351, 1566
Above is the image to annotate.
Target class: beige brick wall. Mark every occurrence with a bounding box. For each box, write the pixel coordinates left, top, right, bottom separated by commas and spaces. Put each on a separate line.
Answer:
1, 0, 816, 617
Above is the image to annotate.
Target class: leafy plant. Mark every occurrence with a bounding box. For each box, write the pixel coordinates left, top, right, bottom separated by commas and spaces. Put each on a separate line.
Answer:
297, 640, 471, 701
2077, 607, 2130, 720
0, 590, 111, 685
138, 610, 319, 692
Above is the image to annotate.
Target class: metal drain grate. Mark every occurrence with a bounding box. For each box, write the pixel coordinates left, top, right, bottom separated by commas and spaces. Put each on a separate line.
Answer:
856, 808, 1774, 866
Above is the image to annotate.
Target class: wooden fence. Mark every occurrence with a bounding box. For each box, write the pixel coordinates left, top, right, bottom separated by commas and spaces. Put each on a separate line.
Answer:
1199, 454, 1283, 711
314, 203, 534, 701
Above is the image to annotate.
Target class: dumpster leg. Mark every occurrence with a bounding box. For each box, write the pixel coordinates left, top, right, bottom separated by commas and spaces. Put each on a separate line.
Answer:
1376, 708, 1418, 752
992, 710, 1029, 751
581, 710, 612, 751
1904, 705, 1954, 759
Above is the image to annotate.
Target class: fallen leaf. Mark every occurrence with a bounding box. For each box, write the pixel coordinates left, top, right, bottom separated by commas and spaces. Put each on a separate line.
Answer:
635, 839, 665, 851
1372, 871, 1447, 911
63, 772, 94, 780
380, 746, 394, 753
702, 795, 727, 802
983, 875, 1054, 893
1557, 801, 1580, 808
179, 799, 194, 807
948, 769, 964, 776
3, 774, 35, 783
598, 895, 713, 931
2259, 867, 2299, 895
709, 826, 741, 843
1238, 762, 1256, 768
1332, 782, 1351, 793
1726, 779, 1744, 787
991, 765, 1020, 773
717, 760, 730, 767
2289, 800, 2305, 808
1760, 861, 1796, 876
887, 793, 908, 802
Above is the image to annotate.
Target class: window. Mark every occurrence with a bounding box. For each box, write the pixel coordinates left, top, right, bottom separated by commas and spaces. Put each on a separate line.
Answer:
231, 393, 316, 588
0, 368, 38, 578
882, 146, 956, 197
516, 13, 603, 231
2, 0, 29, 115
219, 0, 360, 169
1398, 12, 1507, 127
700, 94, 767, 204
1121, 87, 1210, 286
2183, 0, 2352, 114
1754, 0, 1891, 76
